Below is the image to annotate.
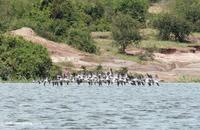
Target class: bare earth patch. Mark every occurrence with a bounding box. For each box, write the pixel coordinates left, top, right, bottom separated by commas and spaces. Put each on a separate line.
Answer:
10, 27, 96, 67
148, 3, 164, 14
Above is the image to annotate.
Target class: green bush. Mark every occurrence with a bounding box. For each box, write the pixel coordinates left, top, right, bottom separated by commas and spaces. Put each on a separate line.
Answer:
89, 18, 111, 31
40, 0, 53, 9
118, 67, 128, 75
195, 20, 200, 32
49, 65, 62, 79
115, 0, 149, 22
139, 51, 154, 61
153, 13, 192, 42
0, 21, 6, 33
0, 35, 53, 80
84, 1, 105, 21
171, 0, 200, 32
95, 64, 103, 72
67, 28, 98, 53
50, 0, 77, 22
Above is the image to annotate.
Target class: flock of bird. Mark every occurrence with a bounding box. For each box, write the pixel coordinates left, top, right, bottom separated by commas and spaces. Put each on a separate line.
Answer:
35, 72, 160, 87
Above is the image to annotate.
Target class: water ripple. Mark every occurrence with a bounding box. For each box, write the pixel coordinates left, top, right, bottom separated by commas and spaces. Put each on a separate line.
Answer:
0, 83, 200, 129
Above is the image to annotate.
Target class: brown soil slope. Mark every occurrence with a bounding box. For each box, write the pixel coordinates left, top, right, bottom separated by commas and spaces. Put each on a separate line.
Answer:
10, 27, 96, 67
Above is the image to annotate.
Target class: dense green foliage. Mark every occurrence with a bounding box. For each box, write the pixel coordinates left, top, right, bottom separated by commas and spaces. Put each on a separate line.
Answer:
154, 13, 192, 42
0, 35, 54, 80
112, 13, 141, 53
0, 0, 98, 53
115, 0, 149, 22
0, 0, 151, 51
0, 0, 198, 44
171, 0, 200, 32
152, 0, 200, 42
67, 29, 97, 53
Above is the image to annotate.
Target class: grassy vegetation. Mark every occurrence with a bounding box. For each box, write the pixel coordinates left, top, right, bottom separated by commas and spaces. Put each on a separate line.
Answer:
140, 40, 188, 49
137, 28, 200, 50
94, 38, 141, 62
93, 27, 200, 64
179, 75, 200, 83
56, 61, 75, 72
192, 32, 200, 37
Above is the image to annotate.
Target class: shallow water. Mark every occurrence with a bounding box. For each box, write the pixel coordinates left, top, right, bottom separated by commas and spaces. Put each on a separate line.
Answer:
0, 83, 200, 130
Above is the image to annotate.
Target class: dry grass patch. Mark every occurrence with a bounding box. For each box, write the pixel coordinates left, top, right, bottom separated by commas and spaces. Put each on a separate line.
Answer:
91, 32, 112, 39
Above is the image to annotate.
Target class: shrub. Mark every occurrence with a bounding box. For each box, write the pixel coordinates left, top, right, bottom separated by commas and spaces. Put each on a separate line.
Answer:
171, 0, 200, 32
0, 35, 53, 80
0, 61, 11, 80
195, 20, 200, 32
40, 0, 53, 9
96, 64, 103, 72
118, 67, 128, 75
50, 0, 78, 25
67, 28, 97, 53
49, 65, 62, 79
81, 65, 87, 73
115, 0, 149, 22
139, 51, 154, 61
0, 20, 8, 33
89, 18, 111, 31
153, 13, 192, 42
84, 1, 105, 21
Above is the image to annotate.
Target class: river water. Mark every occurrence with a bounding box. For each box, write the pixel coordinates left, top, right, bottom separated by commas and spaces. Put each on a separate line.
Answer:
0, 83, 200, 130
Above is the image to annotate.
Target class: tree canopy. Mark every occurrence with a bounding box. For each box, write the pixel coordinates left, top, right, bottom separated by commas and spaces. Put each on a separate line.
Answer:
154, 13, 192, 42
115, 0, 149, 22
171, 0, 200, 32
112, 13, 141, 53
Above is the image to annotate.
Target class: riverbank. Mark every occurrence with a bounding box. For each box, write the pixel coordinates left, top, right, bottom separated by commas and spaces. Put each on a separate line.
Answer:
1, 76, 200, 83
7, 27, 200, 82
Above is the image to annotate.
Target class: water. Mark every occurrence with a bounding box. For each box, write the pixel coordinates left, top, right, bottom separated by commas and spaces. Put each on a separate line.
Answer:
0, 83, 200, 130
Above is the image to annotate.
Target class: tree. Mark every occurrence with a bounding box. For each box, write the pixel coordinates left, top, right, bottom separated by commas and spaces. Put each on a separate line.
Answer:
154, 13, 192, 42
84, 1, 105, 21
115, 0, 149, 22
112, 13, 141, 53
171, 0, 200, 32
50, 0, 78, 24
